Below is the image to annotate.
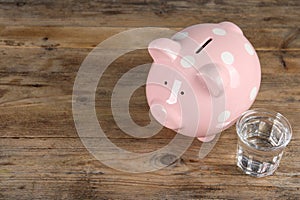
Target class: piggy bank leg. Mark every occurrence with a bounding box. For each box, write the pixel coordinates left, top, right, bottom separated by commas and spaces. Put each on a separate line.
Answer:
197, 133, 221, 159
197, 135, 216, 142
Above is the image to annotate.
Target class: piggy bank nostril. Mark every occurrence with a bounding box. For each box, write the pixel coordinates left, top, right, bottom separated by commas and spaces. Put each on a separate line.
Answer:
150, 104, 167, 118
149, 102, 182, 130
150, 104, 167, 125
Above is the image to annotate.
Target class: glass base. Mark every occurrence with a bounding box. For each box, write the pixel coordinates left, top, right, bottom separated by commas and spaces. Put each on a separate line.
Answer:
236, 155, 278, 178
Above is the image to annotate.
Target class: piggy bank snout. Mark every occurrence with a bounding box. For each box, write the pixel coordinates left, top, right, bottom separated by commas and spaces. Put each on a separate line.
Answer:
149, 102, 181, 130
150, 104, 167, 124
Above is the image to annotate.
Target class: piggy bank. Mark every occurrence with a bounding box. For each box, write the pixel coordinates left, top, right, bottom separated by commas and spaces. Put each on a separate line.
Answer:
146, 22, 261, 142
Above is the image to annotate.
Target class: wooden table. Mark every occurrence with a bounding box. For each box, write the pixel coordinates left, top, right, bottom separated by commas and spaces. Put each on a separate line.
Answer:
0, 1, 299, 199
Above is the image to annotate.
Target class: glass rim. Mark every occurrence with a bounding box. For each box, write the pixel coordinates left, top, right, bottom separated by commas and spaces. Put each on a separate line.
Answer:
236, 108, 293, 151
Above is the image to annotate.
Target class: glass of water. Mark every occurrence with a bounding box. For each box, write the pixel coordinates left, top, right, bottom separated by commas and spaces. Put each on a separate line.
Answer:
236, 109, 292, 177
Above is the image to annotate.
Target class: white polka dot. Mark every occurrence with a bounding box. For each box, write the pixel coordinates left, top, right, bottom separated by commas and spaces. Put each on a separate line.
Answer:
245, 43, 254, 55
212, 28, 226, 36
180, 56, 195, 68
218, 111, 231, 123
172, 32, 188, 40
221, 51, 234, 65
250, 87, 257, 101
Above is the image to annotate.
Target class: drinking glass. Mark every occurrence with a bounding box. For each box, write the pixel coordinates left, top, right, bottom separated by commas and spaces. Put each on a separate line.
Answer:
236, 109, 292, 177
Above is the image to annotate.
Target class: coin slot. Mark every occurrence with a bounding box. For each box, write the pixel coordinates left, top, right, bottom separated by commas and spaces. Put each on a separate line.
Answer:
196, 38, 213, 54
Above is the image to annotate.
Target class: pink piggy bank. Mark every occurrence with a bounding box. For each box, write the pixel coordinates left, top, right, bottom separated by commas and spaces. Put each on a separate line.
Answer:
146, 22, 261, 142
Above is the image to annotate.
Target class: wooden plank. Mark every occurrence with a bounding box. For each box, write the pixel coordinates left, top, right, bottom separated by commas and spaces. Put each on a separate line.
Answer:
0, 180, 298, 199
0, 0, 299, 28
0, 26, 299, 50
0, 130, 298, 168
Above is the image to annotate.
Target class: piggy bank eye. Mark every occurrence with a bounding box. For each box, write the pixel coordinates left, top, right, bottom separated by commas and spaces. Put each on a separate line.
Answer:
180, 91, 184, 95
164, 81, 168, 85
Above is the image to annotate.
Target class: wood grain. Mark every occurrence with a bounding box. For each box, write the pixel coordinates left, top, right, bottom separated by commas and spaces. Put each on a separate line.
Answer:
0, 0, 299, 28
0, 0, 300, 199
0, 26, 299, 50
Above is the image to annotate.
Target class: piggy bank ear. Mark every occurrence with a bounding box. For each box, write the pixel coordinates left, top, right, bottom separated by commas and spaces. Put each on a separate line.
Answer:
196, 64, 229, 97
219, 21, 243, 35
148, 38, 181, 63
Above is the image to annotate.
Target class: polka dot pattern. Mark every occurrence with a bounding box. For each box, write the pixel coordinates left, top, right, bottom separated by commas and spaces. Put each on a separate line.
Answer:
221, 52, 234, 65
180, 56, 195, 68
151, 24, 261, 135
245, 43, 254, 55
218, 111, 231, 123
212, 28, 226, 36
250, 87, 257, 101
172, 32, 189, 40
